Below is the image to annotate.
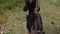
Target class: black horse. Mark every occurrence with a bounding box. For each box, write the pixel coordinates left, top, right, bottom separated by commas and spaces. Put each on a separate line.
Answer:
23, 0, 44, 34
26, 9, 44, 34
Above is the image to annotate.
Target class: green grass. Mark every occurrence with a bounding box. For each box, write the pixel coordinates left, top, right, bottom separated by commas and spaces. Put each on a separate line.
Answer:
0, 0, 60, 34
0, 0, 24, 9
40, 0, 60, 34
54, 0, 60, 7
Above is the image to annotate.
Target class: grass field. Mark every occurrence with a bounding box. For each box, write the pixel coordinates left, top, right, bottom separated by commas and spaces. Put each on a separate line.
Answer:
0, 0, 60, 34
